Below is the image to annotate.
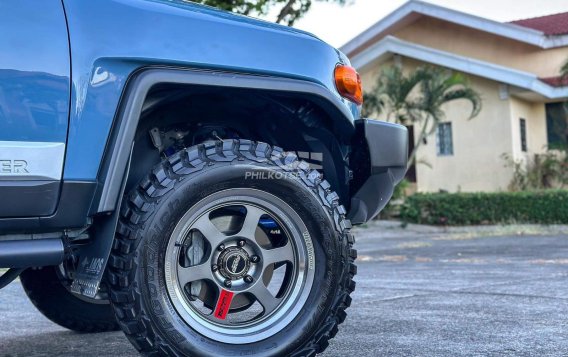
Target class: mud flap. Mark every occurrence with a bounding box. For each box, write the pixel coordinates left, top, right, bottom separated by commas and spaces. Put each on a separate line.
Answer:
70, 212, 121, 298
71, 146, 133, 298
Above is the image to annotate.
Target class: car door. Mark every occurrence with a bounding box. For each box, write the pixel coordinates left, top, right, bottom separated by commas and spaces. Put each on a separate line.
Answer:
0, 0, 70, 217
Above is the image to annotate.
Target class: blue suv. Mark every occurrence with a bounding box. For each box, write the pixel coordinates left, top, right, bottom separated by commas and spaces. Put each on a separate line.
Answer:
0, 1, 407, 355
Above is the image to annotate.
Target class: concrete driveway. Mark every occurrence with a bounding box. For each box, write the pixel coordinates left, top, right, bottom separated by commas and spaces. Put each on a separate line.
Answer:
1, 222, 567, 356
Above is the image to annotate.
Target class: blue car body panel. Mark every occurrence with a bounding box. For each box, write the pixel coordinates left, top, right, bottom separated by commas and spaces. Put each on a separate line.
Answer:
0, 0, 383, 225
61, 0, 359, 181
0, 0, 408, 289
0, 0, 70, 217
0, 1, 70, 143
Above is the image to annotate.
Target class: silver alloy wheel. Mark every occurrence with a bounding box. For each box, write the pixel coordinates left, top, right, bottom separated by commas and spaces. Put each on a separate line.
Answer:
164, 188, 316, 344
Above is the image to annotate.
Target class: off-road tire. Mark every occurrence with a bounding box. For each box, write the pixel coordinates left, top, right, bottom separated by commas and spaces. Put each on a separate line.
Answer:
20, 266, 119, 333
107, 139, 357, 356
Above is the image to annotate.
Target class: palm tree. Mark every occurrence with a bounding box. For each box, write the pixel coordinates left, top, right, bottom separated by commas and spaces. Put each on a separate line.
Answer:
561, 58, 568, 78
363, 65, 482, 168
557, 58, 568, 150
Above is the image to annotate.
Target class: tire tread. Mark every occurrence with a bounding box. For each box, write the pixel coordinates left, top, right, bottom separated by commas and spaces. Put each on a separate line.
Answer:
108, 140, 356, 356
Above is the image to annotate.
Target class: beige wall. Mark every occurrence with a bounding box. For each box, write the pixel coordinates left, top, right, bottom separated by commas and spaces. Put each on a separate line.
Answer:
360, 60, 387, 94
392, 17, 568, 78
358, 57, 555, 193
413, 75, 514, 192
509, 98, 548, 163
354, 16, 558, 193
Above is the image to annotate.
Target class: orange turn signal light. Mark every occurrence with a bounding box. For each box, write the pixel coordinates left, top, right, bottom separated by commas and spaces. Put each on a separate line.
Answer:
334, 65, 363, 105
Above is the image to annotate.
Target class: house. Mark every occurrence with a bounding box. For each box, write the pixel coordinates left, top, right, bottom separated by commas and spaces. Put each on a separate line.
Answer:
341, 1, 568, 192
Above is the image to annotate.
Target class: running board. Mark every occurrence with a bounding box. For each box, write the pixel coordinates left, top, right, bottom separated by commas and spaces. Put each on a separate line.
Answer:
0, 239, 64, 268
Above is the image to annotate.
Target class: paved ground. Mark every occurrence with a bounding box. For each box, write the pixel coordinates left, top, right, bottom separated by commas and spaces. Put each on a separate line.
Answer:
1, 222, 567, 356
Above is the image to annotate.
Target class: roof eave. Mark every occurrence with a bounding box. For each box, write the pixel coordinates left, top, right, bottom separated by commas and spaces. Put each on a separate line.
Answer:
340, 0, 568, 56
351, 36, 568, 100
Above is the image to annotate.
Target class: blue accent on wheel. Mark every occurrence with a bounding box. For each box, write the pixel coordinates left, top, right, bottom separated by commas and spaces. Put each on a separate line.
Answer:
259, 218, 278, 229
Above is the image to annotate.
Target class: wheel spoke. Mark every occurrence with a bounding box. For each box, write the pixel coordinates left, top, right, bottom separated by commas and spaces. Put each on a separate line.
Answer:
177, 263, 212, 286
238, 205, 265, 239
192, 214, 226, 247
262, 241, 294, 266
249, 282, 281, 314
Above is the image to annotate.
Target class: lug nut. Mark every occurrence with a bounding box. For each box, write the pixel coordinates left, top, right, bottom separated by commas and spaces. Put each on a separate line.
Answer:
251, 255, 260, 263
217, 244, 225, 252
238, 240, 246, 247
224, 279, 232, 288
211, 264, 218, 272
244, 275, 254, 284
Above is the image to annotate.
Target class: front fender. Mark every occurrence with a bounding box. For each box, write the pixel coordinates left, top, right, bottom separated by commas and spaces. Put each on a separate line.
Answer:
94, 67, 359, 213
62, 0, 360, 182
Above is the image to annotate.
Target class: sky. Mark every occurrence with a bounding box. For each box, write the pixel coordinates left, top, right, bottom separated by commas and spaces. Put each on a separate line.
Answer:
262, 0, 568, 48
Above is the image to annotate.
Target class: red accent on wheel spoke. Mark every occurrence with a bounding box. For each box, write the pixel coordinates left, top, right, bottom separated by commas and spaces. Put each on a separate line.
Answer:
214, 289, 234, 320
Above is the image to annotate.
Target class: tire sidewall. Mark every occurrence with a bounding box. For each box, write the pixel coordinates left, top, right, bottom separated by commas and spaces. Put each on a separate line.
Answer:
136, 164, 341, 356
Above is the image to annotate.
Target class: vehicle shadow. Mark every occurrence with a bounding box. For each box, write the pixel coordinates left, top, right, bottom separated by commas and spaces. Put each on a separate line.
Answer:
0, 330, 137, 357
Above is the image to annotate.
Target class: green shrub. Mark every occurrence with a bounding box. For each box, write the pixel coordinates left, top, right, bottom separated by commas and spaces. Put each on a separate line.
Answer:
379, 179, 410, 219
399, 190, 568, 225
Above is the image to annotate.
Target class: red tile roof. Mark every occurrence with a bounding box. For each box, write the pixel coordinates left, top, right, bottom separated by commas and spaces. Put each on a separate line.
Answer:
539, 76, 568, 88
510, 12, 568, 36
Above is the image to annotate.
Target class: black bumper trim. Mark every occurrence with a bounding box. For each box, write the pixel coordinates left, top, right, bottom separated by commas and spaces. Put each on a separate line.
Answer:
348, 119, 408, 224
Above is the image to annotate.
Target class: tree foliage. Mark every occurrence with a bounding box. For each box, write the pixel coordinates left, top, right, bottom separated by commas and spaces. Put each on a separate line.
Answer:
502, 152, 568, 191
186, 0, 349, 26
556, 58, 568, 150
363, 65, 482, 168
562, 57, 568, 79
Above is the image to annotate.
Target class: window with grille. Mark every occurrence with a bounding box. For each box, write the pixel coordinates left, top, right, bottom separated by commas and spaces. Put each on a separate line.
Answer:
545, 103, 568, 149
436, 122, 453, 156
520, 118, 527, 152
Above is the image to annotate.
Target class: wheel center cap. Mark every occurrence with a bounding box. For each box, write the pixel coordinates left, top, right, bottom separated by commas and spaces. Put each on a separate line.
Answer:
218, 247, 250, 280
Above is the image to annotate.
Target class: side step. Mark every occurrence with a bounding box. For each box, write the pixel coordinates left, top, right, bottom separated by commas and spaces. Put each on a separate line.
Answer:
0, 239, 64, 268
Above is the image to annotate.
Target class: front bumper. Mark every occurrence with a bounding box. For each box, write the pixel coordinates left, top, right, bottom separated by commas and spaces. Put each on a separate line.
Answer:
348, 119, 408, 224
